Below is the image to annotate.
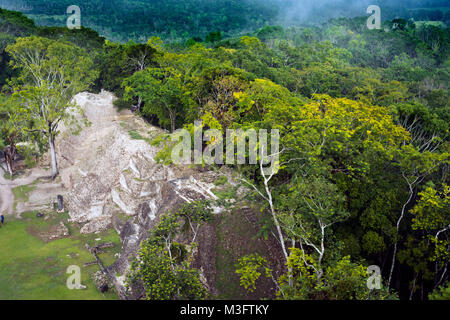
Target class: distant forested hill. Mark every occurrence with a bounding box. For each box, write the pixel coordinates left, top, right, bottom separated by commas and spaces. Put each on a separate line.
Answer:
0, 7, 105, 87
1, 0, 279, 42
1, 0, 449, 42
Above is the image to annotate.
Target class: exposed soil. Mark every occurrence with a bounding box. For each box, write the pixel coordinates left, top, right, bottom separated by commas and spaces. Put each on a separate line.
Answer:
195, 206, 285, 300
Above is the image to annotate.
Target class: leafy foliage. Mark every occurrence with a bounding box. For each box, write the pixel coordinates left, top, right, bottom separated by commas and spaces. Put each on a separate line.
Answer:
6, 36, 97, 177
127, 201, 213, 300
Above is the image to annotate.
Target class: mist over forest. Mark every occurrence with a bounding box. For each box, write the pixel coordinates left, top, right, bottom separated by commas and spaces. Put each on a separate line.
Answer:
1, 0, 449, 41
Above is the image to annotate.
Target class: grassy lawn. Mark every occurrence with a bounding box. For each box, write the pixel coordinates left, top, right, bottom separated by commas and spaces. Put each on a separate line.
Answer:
0, 211, 120, 300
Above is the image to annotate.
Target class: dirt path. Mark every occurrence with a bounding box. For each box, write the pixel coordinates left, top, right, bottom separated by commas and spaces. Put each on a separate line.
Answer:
0, 167, 51, 217
0, 171, 14, 216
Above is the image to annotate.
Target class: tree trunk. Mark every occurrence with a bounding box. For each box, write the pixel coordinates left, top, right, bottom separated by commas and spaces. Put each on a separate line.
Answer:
410, 272, 418, 300
49, 135, 59, 180
5, 154, 13, 177
388, 179, 415, 287
137, 96, 142, 112
4, 145, 15, 176
262, 168, 292, 286
170, 112, 176, 133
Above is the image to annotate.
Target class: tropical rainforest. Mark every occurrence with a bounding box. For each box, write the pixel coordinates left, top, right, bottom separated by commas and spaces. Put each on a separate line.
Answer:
0, 0, 449, 301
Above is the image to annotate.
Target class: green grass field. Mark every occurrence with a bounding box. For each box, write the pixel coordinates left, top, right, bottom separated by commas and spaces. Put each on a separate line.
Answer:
0, 211, 120, 300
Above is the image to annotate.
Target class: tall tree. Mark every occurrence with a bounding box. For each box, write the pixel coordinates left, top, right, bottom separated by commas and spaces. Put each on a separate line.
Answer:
6, 36, 97, 179
0, 95, 18, 176
122, 67, 192, 132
